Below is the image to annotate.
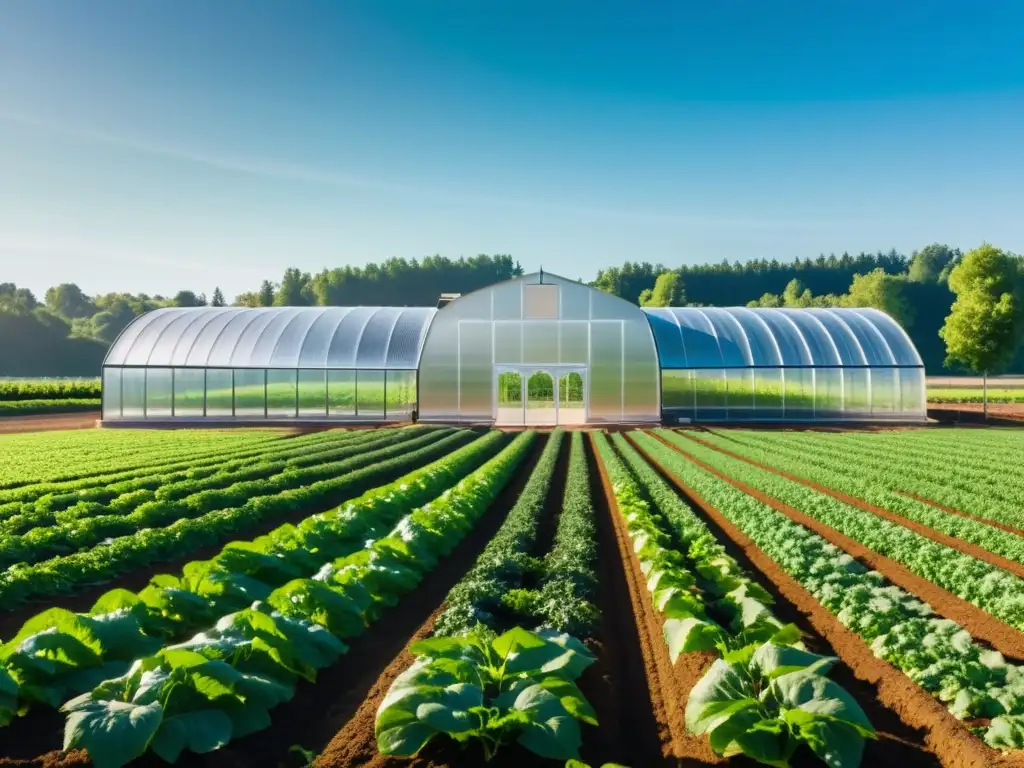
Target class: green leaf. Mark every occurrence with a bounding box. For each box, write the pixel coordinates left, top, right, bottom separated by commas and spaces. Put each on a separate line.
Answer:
149, 710, 233, 762
986, 714, 1024, 750
750, 643, 837, 681
537, 677, 598, 726
63, 699, 163, 768
765, 669, 875, 737
89, 589, 141, 616
512, 683, 582, 760
684, 659, 758, 735
663, 617, 726, 661
787, 710, 868, 768
377, 721, 436, 756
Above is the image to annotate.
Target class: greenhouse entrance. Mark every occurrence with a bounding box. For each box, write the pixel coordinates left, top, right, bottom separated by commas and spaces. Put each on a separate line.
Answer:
494, 366, 587, 426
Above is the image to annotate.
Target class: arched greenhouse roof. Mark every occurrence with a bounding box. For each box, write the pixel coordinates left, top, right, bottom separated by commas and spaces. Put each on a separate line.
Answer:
103, 306, 437, 369
641, 307, 922, 368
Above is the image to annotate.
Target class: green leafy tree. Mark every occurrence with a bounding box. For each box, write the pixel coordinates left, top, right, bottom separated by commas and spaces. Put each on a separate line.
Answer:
940, 243, 1024, 418
210, 287, 225, 307
171, 290, 206, 307
640, 271, 686, 307
0, 283, 39, 314
908, 243, 960, 284
90, 300, 139, 344
233, 291, 261, 307
257, 280, 276, 307
44, 283, 95, 319
274, 268, 314, 306
841, 268, 915, 328
782, 278, 813, 308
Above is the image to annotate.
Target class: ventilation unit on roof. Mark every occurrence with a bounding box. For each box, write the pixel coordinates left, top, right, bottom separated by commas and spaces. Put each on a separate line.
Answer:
436, 293, 461, 309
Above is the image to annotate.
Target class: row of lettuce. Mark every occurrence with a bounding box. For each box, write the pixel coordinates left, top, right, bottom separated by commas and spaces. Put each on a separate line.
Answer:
0, 379, 102, 401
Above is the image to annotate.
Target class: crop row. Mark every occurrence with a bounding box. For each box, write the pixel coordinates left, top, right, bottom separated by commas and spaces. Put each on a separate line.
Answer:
0, 399, 101, 417
631, 430, 1024, 751
0, 379, 101, 401
657, 430, 1024, 633
0, 429, 473, 608
60, 431, 535, 767
0, 430, 510, 730
594, 432, 875, 766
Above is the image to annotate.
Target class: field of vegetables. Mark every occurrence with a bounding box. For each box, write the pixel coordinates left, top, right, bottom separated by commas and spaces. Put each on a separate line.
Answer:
0, 425, 1023, 768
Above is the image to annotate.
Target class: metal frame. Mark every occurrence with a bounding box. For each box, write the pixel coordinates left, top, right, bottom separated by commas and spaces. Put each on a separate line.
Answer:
493, 364, 588, 426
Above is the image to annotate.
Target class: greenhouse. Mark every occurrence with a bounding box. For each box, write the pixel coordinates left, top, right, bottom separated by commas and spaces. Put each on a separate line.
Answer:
100, 272, 926, 425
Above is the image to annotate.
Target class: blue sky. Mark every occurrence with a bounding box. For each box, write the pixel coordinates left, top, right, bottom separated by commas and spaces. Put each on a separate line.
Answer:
1, 1, 1023, 301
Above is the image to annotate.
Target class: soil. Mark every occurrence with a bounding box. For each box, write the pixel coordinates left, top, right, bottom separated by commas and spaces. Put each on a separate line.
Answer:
0, 413, 100, 435
928, 403, 1024, 424
651, 432, 1024, 662
897, 490, 1024, 538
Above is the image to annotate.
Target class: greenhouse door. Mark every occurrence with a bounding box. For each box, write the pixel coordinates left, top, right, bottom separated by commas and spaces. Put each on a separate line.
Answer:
494, 366, 587, 426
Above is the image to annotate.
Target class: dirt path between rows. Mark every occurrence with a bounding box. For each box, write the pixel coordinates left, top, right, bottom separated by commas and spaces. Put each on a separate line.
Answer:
624, 433, 1016, 768
0, 412, 100, 435
895, 490, 1024, 538
650, 432, 1024, 662
678, 432, 1024, 582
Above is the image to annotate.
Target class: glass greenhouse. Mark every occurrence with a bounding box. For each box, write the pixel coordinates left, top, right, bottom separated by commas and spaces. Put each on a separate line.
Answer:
101, 273, 926, 425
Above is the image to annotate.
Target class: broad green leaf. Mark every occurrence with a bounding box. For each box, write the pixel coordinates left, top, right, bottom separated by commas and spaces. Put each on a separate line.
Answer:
149, 709, 233, 763
89, 590, 141, 616
663, 617, 726, 661
986, 714, 1024, 750
377, 720, 436, 756
537, 676, 598, 726
685, 659, 758, 735
750, 643, 837, 681
766, 669, 874, 736
787, 710, 868, 768
512, 683, 582, 760
63, 699, 163, 768
654, 587, 705, 619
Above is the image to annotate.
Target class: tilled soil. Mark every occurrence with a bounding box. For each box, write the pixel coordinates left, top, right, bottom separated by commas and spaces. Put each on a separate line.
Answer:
628, 432, 1024, 768
0, 412, 100, 435
654, 432, 1024, 661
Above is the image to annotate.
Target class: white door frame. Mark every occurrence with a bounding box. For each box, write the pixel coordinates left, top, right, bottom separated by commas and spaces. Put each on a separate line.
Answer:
493, 365, 588, 426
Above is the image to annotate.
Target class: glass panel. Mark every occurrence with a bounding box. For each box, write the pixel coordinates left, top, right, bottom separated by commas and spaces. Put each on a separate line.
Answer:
526, 370, 555, 425
417, 312, 458, 417
855, 309, 921, 366
494, 322, 522, 365
169, 312, 225, 366
523, 320, 559, 365
560, 281, 590, 320
559, 322, 588, 365
270, 310, 324, 367
816, 369, 843, 417
458, 321, 493, 419
298, 370, 327, 417
834, 311, 895, 366
356, 308, 401, 368
782, 311, 841, 365
694, 369, 726, 420
589, 321, 622, 421
523, 284, 559, 319
726, 369, 754, 417
753, 368, 784, 416
145, 310, 213, 367
247, 309, 304, 367
703, 309, 751, 367
267, 370, 297, 418
210, 311, 271, 367
676, 312, 723, 367
492, 282, 522, 321
385, 309, 436, 368
661, 370, 694, 412
843, 369, 870, 418
871, 368, 899, 416
356, 370, 386, 418
205, 369, 232, 416
326, 308, 376, 368
144, 368, 173, 418
385, 370, 416, 418
174, 368, 205, 417
298, 308, 350, 367
558, 372, 586, 425
758, 310, 812, 366
327, 370, 356, 416
783, 368, 814, 419
643, 310, 688, 368
808, 310, 867, 366
727, 309, 782, 366
104, 309, 167, 366
102, 368, 122, 419
899, 368, 925, 417
496, 371, 524, 425
623, 319, 658, 421
121, 369, 146, 418
234, 369, 265, 418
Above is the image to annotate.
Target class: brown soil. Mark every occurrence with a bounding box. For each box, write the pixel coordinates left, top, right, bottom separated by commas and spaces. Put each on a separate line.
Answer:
896, 490, 1024, 538
652, 432, 1024, 662
928, 403, 1024, 424
625, 433, 1024, 768
0, 412, 100, 435
680, 432, 1024, 582
0, 750, 90, 768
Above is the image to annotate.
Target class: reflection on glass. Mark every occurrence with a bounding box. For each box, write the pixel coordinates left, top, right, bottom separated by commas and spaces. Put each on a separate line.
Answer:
559, 371, 586, 424
726, 369, 754, 414
121, 369, 145, 418
146, 368, 173, 417
357, 370, 386, 417
526, 370, 555, 425
206, 369, 233, 416
298, 370, 327, 417
328, 370, 355, 416
385, 370, 416, 418
815, 369, 843, 417
497, 371, 524, 425
661, 370, 694, 414
753, 369, 784, 416
102, 368, 122, 419
784, 369, 814, 419
694, 369, 726, 419
174, 368, 205, 417
267, 369, 297, 418
899, 368, 925, 417
871, 369, 899, 415
234, 369, 265, 417
843, 369, 870, 417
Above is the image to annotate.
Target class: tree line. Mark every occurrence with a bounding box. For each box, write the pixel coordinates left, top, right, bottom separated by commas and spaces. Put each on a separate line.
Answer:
1, 245, 1020, 377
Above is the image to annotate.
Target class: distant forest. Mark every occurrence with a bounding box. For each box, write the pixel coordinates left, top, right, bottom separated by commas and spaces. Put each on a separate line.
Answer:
3, 245, 1022, 376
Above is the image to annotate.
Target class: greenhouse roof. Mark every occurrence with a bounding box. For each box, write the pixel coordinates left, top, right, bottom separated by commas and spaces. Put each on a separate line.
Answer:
642, 307, 922, 368
104, 306, 437, 369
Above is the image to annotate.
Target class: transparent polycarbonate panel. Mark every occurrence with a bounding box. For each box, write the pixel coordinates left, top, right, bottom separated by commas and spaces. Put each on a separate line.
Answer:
142, 310, 212, 366
854, 309, 922, 366
269, 309, 324, 367
523, 284, 559, 319
589, 321, 622, 422
173, 368, 205, 417
843, 369, 870, 418
727, 309, 783, 366
121, 368, 145, 418
758, 311, 812, 366
186, 313, 249, 370
815, 369, 844, 417
167, 312, 223, 366
523, 321, 559, 365
590, 282, 639, 320
417, 313, 458, 418
120, 312, 183, 366
781, 311, 842, 366
298, 370, 327, 417
558, 372, 586, 425
783, 368, 814, 419
297, 308, 349, 367
661, 370, 694, 413
810, 310, 868, 366
703, 309, 751, 367
560, 281, 590, 320
266, 370, 297, 418
623, 319, 659, 421
205, 369, 233, 416
458, 322, 492, 419
726, 369, 754, 415
526, 371, 555, 425
385, 370, 416, 418
234, 369, 265, 417
871, 368, 899, 416
356, 308, 402, 368
327, 370, 356, 416
559, 322, 588, 365
356, 370, 386, 417
245, 309, 304, 367
492, 282, 523, 321
145, 369, 173, 418
102, 368, 122, 419
326, 308, 376, 368
494, 322, 522, 365
496, 371, 524, 425
753, 368, 784, 416
642, 310, 688, 367
676, 312, 724, 367
899, 368, 925, 418
209, 311, 271, 367
104, 309, 170, 366
834, 311, 896, 366
694, 369, 726, 420
385, 309, 437, 368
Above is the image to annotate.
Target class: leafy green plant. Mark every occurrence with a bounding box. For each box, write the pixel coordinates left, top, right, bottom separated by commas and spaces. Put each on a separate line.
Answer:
376, 626, 597, 761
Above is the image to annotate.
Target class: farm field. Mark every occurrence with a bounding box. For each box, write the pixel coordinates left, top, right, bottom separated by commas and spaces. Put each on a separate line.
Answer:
0, 427, 1023, 767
